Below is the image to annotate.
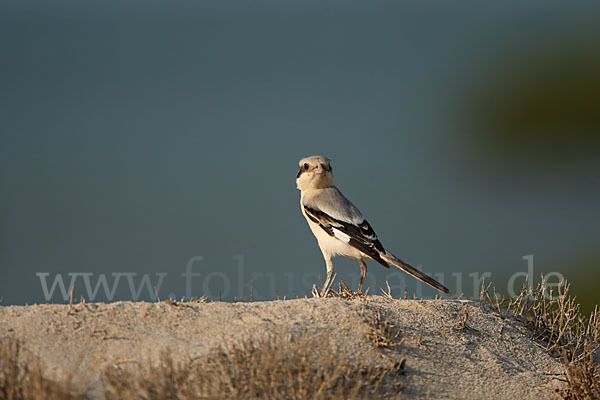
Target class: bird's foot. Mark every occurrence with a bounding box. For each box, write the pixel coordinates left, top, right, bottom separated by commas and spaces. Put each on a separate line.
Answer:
311, 284, 320, 297
312, 283, 332, 298
331, 280, 369, 300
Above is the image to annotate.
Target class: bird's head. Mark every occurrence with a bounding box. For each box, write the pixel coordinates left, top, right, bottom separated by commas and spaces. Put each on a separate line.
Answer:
296, 155, 334, 191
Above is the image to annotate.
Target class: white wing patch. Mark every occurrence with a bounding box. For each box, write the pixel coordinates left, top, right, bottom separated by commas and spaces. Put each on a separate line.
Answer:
333, 229, 351, 243
303, 205, 390, 268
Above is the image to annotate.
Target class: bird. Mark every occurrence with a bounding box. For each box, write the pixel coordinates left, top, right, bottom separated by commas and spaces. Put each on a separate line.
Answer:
296, 155, 450, 297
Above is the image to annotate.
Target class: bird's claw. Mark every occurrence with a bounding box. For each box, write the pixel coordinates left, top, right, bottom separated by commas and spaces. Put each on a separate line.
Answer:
312, 283, 331, 298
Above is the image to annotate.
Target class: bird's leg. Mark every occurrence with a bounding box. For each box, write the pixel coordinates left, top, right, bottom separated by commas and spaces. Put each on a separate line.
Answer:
320, 255, 334, 298
357, 258, 368, 293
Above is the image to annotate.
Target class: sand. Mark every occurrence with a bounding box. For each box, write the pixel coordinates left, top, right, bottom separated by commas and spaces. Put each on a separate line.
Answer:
0, 297, 566, 399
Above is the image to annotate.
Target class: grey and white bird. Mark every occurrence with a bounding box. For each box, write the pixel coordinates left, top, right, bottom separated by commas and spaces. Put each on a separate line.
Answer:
296, 155, 449, 297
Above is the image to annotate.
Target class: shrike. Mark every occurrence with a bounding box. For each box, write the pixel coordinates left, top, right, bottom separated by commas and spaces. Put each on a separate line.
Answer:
296, 155, 449, 297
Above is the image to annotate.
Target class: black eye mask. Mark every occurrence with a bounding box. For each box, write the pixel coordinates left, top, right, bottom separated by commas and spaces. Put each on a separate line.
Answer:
297, 163, 311, 178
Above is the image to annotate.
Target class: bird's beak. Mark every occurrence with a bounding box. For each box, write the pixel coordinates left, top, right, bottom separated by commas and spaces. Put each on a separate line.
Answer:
314, 164, 324, 174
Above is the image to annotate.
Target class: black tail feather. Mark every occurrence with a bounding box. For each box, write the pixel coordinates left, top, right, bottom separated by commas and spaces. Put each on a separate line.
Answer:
380, 253, 450, 294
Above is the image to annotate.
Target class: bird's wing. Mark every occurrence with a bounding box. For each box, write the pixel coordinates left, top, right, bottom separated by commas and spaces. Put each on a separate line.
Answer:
303, 205, 390, 268
302, 187, 450, 294
303, 186, 364, 225
305, 204, 450, 294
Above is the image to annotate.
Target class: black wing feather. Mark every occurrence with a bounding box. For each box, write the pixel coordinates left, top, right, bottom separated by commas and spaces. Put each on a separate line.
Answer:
304, 205, 449, 294
304, 206, 390, 268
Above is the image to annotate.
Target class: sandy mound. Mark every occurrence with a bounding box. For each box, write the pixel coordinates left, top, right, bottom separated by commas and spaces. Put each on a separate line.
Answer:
0, 297, 565, 399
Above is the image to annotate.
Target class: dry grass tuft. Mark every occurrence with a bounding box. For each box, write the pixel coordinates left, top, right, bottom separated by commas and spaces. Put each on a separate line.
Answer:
454, 304, 478, 333
364, 308, 405, 349
329, 280, 369, 301
104, 331, 405, 400
379, 281, 394, 301
480, 279, 600, 399
2, 324, 405, 399
0, 338, 84, 400
564, 350, 600, 400
162, 299, 193, 308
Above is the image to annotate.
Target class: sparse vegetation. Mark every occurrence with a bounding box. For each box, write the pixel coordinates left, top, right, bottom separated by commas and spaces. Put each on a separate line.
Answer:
379, 281, 394, 301
480, 279, 600, 399
1, 331, 405, 400
454, 304, 478, 333
0, 338, 84, 400
104, 331, 405, 400
364, 308, 405, 350
1, 279, 598, 399
329, 280, 369, 301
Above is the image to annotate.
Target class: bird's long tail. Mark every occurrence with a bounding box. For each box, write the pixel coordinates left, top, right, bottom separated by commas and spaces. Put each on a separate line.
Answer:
380, 252, 450, 294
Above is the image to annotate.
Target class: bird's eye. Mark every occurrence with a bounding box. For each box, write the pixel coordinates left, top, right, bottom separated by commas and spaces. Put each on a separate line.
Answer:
303, 163, 309, 170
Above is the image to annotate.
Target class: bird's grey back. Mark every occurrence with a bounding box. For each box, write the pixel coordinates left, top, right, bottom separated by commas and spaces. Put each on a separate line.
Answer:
302, 186, 364, 225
